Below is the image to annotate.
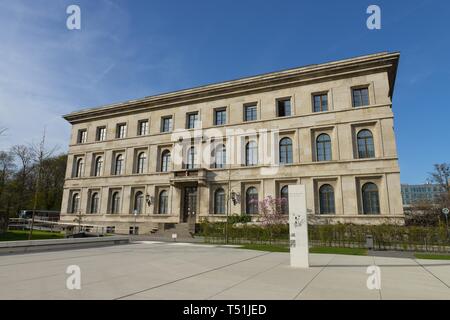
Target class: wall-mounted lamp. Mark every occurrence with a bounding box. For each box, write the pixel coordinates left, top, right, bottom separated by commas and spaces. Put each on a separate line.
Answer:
145, 194, 154, 206
231, 191, 241, 206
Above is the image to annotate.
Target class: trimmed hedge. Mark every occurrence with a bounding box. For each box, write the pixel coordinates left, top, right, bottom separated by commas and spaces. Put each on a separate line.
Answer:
199, 221, 450, 252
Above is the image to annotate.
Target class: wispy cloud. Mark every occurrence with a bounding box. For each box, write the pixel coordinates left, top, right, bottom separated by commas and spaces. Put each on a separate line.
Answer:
0, 0, 187, 151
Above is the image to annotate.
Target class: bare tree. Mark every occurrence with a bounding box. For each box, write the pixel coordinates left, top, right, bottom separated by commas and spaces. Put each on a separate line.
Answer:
0, 151, 15, 208
10, 144, 34, 213
28, 128, 57, 239
0, 127, 6, 137
429, 163, 450, 192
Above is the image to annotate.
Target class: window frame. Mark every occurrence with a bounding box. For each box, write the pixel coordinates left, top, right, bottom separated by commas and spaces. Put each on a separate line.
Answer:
214, 107, 227, 126
352, 87, 370, 108
244, 104, 257, 122
161, 116, 173, 133
312, 92, 329, 113
276, 98, 292, 117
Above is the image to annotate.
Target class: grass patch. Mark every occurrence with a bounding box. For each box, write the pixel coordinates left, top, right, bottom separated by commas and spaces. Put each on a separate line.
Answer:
239, 244, 290, 252
0, 230, 64, 241
238, 244, 367, 256
414, 253, 450, 260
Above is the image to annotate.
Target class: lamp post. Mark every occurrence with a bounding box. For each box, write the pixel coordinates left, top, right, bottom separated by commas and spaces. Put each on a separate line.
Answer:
442, 208, 449, 239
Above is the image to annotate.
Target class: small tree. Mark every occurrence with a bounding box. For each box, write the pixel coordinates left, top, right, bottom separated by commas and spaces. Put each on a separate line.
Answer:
429, 163, 450, 192
257, 196, 288, 242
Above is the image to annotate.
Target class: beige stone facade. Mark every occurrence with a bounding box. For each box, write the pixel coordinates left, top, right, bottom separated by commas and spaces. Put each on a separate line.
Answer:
61, 52, 404, 234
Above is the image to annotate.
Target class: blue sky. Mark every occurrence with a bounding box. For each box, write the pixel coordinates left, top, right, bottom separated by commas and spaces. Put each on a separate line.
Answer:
0, 0, 449, 183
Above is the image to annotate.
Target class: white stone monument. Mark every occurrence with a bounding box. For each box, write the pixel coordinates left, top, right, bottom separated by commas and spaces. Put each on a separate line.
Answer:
288, 184, 309, 268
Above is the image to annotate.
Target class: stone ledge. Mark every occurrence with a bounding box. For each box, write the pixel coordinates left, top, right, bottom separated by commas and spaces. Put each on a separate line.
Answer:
0, 236, 130, 255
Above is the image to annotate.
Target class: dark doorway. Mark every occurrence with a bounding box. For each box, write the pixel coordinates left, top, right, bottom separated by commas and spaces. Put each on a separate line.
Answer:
182, 187, 197, 223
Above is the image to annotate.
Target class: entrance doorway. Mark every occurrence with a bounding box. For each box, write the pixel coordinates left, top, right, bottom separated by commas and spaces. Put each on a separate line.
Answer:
182, 187, 197, 223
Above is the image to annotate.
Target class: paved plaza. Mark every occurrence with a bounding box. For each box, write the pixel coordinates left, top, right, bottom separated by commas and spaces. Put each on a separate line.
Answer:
0, 241, 449, 300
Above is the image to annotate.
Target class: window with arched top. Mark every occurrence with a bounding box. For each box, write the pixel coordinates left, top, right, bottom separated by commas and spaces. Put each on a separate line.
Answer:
94, 156, 103, 177
71, 193, 80, 213
213, 144, 226, 168
246, 187, 258, 215
75, 158, 84, 177
280, 185, 289, 214
362, 183, 380, 214
316, 134, 332, 161
114, 154, 124, 175
136, 152, 147, 174
90, 192, 99, 214
214, 188, 226, 214
161, 150, 171, 172
319, 184, 335, 214
134, 191, 144, 214
357, 129, 375, 159
185, 147, 196, 169
279, 138, 293, 164
111, 192, 120, 214
245, 141, 258, 166
159, 190, 168, 214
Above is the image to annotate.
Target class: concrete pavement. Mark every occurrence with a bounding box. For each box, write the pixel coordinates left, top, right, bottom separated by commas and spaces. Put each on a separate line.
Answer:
0, 241, 449, 300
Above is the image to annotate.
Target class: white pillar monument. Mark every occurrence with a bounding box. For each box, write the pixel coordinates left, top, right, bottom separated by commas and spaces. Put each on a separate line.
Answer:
288, 184, 309, 268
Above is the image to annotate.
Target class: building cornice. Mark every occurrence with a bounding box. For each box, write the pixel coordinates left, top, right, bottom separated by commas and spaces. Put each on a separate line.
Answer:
63, 51, 400, 124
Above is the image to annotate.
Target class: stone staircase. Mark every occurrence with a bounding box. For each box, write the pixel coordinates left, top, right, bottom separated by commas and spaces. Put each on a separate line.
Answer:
149, 222, 195, 239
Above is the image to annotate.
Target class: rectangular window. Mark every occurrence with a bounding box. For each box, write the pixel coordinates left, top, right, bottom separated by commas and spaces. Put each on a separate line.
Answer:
186, 112, 199, 129
138, 120, 149, 136
244, 104, 257, 122
96, 127, 106, 141
116, 123, 127, 139
214, 108, 227, 126
277, 98, 291, 117
352, 87, 369, 107
77, 129, 87, 144
161, 116, 173, 133
313, 93, 328, 112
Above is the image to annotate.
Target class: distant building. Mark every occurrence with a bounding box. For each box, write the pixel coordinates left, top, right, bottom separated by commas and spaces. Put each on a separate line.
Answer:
401, 184, 445, 206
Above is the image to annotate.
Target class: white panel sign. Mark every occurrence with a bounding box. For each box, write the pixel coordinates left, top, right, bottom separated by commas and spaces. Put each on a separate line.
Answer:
288, 184, 309, 268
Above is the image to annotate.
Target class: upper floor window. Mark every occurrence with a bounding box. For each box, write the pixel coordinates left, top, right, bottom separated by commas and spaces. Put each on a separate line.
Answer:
316, 134, 332, 161
357, 129, 375, 159
161, 116, 173, 133
114, 154, 124, 175
313, 93, 328, 112
96, 126, 107, 141
319, 184, 335, 214
138, 120, 149, 136
185, 147, 196, 169
136, 152, 147, 174
245, 141, 258, 166
116, 123, 127, 139
279, 137, 293, 164
277, 98, 291, 117
134, 191, 144, 214
94, 156, 103, 177
161, 150, 171, 172
362, 182, 380, 214
214, 108, 227, 126
186, 112, 199, 129
352, 87, 369, 108
75, 158, 84, 177
244, 104, 257, 122
212, 144, 226, 169
111, 192, 120, 214
90, 192, 99, 214
71, 193, 80, 213
77, 129, 87, 144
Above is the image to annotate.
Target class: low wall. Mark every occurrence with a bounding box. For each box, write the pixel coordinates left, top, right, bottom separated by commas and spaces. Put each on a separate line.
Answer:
0, 236, 130, 255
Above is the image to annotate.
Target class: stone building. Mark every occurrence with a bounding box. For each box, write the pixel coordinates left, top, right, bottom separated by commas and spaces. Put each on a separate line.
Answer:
60, 52, 404, 234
